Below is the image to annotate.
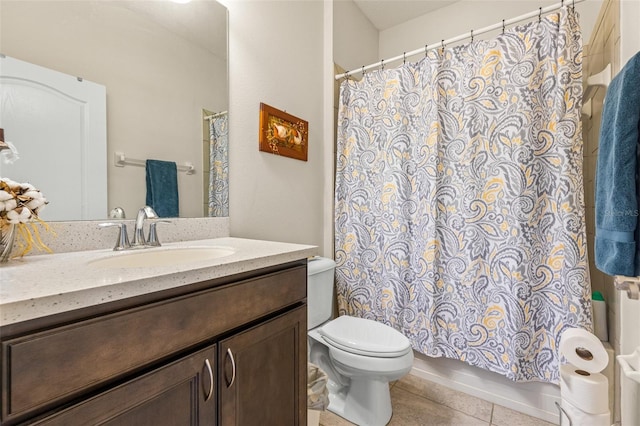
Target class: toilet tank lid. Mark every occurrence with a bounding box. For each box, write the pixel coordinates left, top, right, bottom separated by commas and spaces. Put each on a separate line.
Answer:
308, 257, 336, 275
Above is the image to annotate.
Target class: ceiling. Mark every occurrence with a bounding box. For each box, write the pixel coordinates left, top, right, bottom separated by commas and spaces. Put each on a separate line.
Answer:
353, 0, 460, 30
115, 0, 227, 59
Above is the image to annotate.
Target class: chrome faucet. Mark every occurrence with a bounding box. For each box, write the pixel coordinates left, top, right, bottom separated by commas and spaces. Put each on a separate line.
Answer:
132, 206, 159, 247
99, 206, 170, 251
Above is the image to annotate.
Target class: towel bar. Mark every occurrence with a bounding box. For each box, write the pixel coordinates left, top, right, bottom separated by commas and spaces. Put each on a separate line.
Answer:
114, 151, 195, 175
583, 63, 612, 113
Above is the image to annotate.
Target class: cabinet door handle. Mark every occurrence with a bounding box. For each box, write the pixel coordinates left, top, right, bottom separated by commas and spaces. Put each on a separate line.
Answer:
226, 348, 236, 388
204, 358, 214, 402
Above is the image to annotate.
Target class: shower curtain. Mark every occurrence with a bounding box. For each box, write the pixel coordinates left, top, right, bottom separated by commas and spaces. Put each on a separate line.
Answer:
335, 7, 590, 383
209, 113, 229, 217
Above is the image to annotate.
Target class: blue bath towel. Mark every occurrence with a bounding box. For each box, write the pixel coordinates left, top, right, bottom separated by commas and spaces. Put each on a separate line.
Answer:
145, 159, 179, 218
595, 52, 640, 276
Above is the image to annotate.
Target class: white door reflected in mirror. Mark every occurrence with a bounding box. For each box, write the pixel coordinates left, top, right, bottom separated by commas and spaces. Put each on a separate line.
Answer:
0, 56, 107, 221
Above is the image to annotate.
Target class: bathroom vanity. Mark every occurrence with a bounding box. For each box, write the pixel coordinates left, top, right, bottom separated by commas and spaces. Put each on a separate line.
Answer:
0, 237, 316, 425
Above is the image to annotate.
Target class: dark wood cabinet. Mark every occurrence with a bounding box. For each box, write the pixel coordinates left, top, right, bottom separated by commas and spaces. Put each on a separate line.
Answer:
1, 261, 307, 426
32, 344, 217, 426
218, 306, 306, 426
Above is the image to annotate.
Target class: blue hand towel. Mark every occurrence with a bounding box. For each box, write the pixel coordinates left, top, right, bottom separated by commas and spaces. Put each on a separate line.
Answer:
146, 159, 179, 218
595, 52, 640, 276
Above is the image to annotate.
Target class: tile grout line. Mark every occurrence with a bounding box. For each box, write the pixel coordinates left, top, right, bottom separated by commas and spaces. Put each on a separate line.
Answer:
489, 403, 495, 426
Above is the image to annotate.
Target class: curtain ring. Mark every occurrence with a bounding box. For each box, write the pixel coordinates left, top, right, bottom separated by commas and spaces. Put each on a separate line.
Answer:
425, 44, 428, 57
362, 65, 365, 76
381, 59, 385, 71
403, 52, 406, 65
470, 29, 474, 43
502, 19, 505, 35
441, 39, 445, 52
539, 7, 542, 23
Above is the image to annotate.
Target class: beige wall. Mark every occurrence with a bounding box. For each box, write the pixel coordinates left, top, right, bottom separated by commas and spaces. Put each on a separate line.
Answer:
1, 1, 227, 219
582, 0, 622, 421
583, 0, 620, 319
333, 0, 379, 72
223, 0, 327, 252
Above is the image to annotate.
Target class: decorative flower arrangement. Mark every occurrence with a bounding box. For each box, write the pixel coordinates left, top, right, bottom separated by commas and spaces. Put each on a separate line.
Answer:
0, 131, 53, 259
0, 178, 52, 257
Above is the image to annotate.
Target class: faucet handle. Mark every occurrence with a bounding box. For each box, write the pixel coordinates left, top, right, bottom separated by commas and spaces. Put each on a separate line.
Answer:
98, 222, 131, 251
109, 207, 126, 219
147, 220, 171, 247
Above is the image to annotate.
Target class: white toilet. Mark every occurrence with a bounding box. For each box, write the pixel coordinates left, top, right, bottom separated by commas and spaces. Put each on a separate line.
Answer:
307, 257, 414, 426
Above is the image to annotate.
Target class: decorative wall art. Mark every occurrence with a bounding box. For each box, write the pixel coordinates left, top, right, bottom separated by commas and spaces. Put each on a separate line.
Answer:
259, 103, 308, 161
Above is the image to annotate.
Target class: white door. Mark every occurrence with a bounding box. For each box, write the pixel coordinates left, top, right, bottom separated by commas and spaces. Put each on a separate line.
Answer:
0, 55, 107, 221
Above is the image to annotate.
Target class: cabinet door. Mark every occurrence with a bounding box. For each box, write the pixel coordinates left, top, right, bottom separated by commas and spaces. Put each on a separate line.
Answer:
218, 306, 307, 426
33, 345, 217, 426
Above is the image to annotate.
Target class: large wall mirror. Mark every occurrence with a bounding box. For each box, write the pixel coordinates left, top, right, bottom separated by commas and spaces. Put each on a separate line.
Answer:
0, 0, 228, 220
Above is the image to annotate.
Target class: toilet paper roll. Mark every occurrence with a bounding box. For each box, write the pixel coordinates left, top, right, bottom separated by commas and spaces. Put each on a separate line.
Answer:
560, 364, 609, 414
560, 395, 610, 426
560, 328, 609, 373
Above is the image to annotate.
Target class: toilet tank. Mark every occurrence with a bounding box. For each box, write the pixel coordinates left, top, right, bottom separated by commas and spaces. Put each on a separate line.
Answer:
307, 257, 336, 330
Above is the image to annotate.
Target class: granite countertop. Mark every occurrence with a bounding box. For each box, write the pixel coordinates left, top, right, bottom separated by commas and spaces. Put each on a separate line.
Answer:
0, 237, 317, 326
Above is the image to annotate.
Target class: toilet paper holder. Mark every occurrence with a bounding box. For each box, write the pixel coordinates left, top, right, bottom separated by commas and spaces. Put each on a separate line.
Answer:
614, 276, 640, 300
555, 402, 573, 426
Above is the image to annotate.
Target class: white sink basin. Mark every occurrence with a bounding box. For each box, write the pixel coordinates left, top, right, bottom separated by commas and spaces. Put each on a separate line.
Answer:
88, 246, 236, 269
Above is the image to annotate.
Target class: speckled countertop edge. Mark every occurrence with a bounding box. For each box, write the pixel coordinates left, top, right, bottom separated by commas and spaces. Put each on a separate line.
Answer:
1, 237, 317, 326
13, 217, 231, 255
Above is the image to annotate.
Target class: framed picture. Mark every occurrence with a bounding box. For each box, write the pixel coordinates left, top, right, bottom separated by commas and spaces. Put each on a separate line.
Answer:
259, 103, 308, 161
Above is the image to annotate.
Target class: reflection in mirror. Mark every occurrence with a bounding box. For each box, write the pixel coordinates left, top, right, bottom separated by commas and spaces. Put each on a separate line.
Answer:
204, 109, 229, 217
0, 0, 228, 220
1, 55, 108, 221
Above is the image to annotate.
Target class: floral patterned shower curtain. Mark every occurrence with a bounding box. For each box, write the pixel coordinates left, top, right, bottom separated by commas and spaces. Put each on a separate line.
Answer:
208, 113, 229, 217
335, 7, 590, 383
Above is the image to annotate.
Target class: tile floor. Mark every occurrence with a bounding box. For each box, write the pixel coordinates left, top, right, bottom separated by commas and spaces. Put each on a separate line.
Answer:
319, 374, 557, 426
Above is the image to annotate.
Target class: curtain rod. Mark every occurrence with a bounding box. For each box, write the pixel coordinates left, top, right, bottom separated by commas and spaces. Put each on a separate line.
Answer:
335, 0, 585, 80
204, 110, 227, 120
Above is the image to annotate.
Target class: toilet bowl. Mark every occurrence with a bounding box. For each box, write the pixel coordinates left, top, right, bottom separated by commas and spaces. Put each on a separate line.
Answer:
307, 258, 414, 426
308, 317, 414, 425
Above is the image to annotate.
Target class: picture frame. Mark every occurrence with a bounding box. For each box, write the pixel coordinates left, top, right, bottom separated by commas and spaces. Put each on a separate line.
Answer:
259, 103, 308, 161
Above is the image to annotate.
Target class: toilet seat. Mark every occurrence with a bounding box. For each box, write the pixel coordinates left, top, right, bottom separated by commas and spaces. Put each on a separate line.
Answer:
319, 315, 411, 358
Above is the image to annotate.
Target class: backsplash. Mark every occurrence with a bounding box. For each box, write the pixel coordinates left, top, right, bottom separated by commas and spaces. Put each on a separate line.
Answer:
14, 217, 230, 256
